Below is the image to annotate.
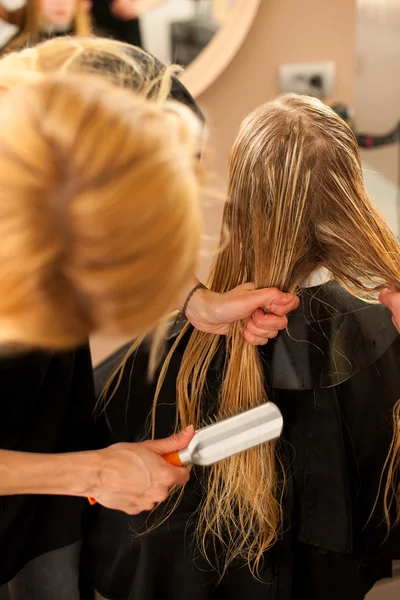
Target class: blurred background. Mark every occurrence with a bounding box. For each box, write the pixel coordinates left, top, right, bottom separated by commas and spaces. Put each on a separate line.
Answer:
0, 2, 399, 594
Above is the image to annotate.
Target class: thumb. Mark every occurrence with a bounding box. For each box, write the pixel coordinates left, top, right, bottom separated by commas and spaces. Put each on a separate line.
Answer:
146, 426, 194, 456
246, 288, 299, 316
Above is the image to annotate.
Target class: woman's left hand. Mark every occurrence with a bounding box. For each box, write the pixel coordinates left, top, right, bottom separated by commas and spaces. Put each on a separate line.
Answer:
186, 283, 299, 346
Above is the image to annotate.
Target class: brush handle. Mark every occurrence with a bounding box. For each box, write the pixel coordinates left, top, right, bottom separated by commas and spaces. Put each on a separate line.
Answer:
163, 451, 183, 467
87, 452, 183, 505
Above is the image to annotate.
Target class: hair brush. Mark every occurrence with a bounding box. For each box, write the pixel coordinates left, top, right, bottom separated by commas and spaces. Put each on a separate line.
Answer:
163, 402, 283, 467
88, 402, 283, 504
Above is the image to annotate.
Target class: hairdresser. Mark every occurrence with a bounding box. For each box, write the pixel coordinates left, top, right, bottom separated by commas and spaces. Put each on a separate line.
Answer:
0, 266, 297, 513
0, 42, 299, 514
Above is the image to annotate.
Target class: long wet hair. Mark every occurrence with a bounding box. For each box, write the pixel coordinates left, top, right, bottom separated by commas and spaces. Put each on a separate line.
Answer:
4, 0, 91, 52
148, 94, 400, 574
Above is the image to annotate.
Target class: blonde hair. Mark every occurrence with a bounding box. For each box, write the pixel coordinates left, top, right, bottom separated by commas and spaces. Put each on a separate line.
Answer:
4, 0, 91, 52
146, 94, 400, 574
0, 72, 203, 350
0, 36, 180, 102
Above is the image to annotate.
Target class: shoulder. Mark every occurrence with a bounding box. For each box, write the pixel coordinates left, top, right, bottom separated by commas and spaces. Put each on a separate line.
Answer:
263, 282, 399, 390
0, 345, 91, 387
293, 281, 392, 324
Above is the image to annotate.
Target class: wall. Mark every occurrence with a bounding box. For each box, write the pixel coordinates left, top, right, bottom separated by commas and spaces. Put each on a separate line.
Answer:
355, 0, 400, 236
355, 0, 400, 138
195, 0, 357, 281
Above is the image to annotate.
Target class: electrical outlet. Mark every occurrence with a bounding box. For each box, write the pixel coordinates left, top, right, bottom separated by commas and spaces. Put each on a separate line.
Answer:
278, 61, 336, 99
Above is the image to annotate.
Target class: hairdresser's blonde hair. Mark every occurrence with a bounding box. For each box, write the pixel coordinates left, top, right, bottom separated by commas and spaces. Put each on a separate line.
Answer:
146, 94, 400, 574
4, 0, 91, 52
0, 36, 179, 102
0, 72, 202, 349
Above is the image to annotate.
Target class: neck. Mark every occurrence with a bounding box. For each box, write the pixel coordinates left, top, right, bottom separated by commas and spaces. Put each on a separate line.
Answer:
41, 22, 73, 33
301, 267, 332, 288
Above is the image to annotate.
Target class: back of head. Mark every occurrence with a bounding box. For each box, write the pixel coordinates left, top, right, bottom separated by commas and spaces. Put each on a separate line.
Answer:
0, 72, 202, 350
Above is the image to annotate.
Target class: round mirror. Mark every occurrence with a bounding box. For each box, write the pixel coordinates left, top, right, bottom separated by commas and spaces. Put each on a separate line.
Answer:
0, 1, 261, 100
140, 0, 261, 97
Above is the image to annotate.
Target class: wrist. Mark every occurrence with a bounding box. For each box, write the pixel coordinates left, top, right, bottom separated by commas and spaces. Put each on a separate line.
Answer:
185, 287, 221, 329
59, 450, 102, 498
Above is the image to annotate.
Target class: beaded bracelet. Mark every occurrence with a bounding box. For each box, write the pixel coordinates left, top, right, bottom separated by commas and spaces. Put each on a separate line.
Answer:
181, 282, 208, 317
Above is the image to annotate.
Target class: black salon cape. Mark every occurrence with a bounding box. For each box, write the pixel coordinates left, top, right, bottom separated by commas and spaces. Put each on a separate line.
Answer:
92, 1, 142, 47
0, 345, 96, 585
84, 282, 400, 600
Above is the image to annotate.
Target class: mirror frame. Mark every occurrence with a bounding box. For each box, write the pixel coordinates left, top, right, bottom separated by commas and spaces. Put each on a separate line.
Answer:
180, 0, 262, 98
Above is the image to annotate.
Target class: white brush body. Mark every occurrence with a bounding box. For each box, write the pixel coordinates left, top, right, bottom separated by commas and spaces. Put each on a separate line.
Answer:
178, 402, 283, 467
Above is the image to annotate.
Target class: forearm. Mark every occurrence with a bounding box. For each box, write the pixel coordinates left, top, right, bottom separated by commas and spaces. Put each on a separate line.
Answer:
0, 449, 100, 497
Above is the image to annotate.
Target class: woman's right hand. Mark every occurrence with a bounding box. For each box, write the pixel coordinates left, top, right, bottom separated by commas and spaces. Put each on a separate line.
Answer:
90, 427, 194, 514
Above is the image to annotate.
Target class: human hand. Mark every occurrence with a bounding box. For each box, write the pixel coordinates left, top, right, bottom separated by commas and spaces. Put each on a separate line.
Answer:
91, 427, 194, 514
379, 288, 400, 332
110, 0, 139, 20
186, 283, 299, 345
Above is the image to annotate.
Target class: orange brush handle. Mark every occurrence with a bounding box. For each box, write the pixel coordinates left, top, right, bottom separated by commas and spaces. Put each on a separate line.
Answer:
87, 452, 182, 505
162, 451, 182, 467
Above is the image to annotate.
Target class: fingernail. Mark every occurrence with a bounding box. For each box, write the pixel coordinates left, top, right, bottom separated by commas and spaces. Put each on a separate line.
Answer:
183, 425, 194, 434
273, 294, 292, 305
